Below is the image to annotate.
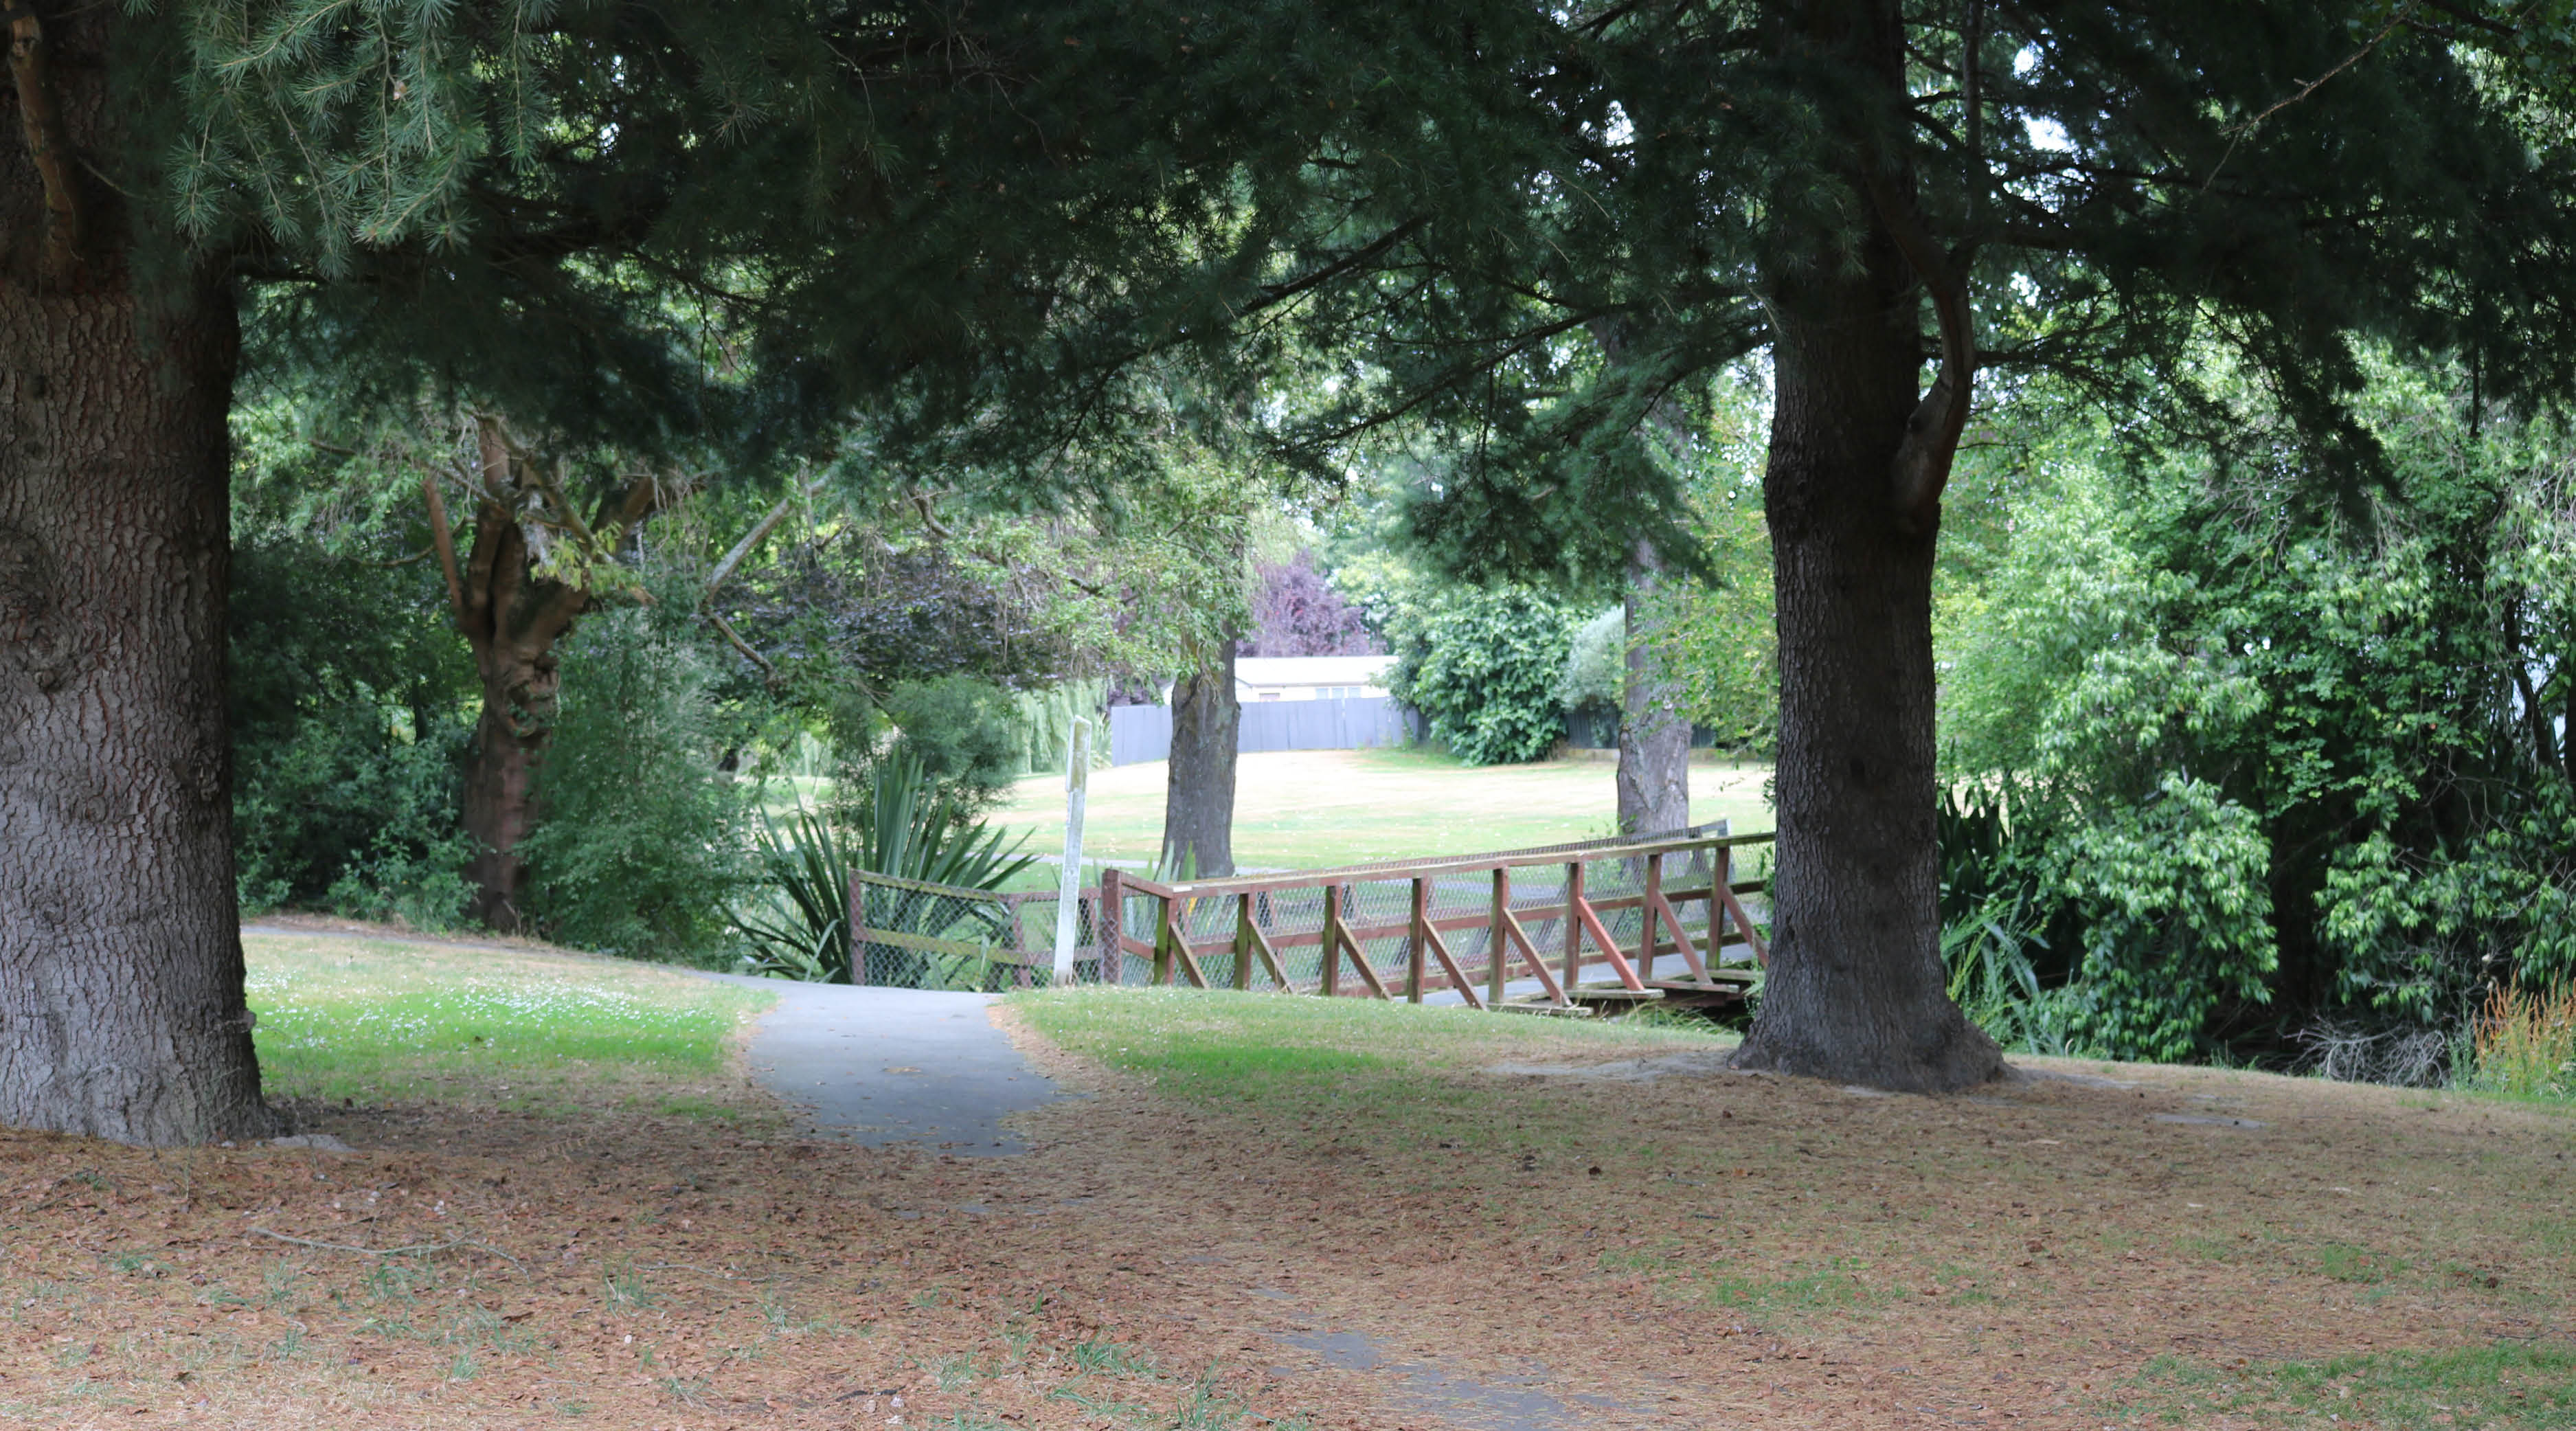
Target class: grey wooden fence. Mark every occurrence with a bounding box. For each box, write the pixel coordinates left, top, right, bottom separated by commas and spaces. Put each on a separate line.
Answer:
1108, 695, 1421, 767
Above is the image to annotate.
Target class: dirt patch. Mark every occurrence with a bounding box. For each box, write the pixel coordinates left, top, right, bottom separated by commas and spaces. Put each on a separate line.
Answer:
0, 1092, 1320, 1430
1482, 1050, 1744, 1082
3, 993, 2571, 1430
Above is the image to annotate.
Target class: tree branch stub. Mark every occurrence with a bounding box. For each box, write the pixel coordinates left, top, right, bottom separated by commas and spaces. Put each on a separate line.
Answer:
4, 1, 82, 289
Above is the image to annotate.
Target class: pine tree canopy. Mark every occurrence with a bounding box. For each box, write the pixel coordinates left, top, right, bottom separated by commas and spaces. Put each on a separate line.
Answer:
159, 1, 1432, 475
1210, 0, 2576, 587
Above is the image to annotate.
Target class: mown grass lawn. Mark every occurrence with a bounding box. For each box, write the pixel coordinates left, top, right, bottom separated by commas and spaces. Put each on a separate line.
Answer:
993, 745, 1774, 874
245, 929, 773, 1116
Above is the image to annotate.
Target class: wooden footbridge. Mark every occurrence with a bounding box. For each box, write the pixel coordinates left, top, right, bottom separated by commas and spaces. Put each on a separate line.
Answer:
1078, 826, 1769, 1013
844, 824, 1770, 1011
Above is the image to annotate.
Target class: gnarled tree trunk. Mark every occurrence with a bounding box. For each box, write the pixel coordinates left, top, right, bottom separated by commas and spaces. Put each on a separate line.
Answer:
1616, 539, 1690, 836
0, 10, 273, 1143
1161, 643, 1239, 879
454, 519, 581, 933
1730, 0, 2000, 1093
429, 419, 656, 931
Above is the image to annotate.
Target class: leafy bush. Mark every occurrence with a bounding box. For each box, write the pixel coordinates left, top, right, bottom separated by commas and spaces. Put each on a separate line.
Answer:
229, 539, 476, 925
881, 675, 1027, 808
735, 750, 1037, 986
2049, 777, 2279, 1063
519, 605, 751, 964
1386, 586, 1580, 765
1937, 360, 2576, 1067
1557, 607, 1625, 720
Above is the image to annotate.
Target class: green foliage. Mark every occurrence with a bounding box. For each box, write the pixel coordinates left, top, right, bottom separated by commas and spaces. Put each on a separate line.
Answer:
734, 751, 1036, 985
733, 802, 854, 984
519, 605, 751, 965
1653, 374, 1777, 754
883, 676, 1026, 812
1007, 681, 1108, 779
1935, 785, 2083, 1055
1556, 607, 1624, 720
1383, 586, 1581, 765
2049, 778, 2279, 1063
1261, 0, 2576, 596
172, 0, 1403, 473
228, 539, 475, 926
1938, 358, 2576, 1066
841, 747, 1039, 892
1072, 448, 1274, 681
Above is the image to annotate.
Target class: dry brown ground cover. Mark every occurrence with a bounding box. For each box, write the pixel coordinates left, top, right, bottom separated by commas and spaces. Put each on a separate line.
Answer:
3, 945, 2571, 1431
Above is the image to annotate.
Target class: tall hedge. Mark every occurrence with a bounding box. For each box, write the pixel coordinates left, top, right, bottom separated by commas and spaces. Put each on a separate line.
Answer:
1388, 588, 1581, 765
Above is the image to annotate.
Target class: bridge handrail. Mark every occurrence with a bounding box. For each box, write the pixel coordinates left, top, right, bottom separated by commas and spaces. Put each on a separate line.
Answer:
1120, 826, 1773, 902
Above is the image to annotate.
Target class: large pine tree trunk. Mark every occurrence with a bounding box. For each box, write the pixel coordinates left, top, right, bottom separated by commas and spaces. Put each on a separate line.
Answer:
1729, 0, 1999, 1091
1616, 539, 1691, 835
0, 12, 271, 1143
1735, 275, 1997, 1089
1161, 644, 1239, 879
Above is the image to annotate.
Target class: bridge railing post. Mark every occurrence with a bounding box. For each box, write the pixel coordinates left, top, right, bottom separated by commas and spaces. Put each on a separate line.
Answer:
1407, 877, 1430, 1003
1561, 859, 1585, 991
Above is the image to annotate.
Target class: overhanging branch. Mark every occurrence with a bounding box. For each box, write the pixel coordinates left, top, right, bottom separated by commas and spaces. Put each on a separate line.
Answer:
5, 1, 82, 286
1860, 166, 1976, 529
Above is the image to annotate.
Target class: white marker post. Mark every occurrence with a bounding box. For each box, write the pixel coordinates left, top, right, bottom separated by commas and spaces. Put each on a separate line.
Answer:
1050, 718, 1090, 982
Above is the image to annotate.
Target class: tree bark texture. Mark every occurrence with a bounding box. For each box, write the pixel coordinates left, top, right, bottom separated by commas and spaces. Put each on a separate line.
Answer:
457, 532, 574, 934
1161, 644, 1239, 879
0, 10, 274, 1143
1616, 539, 1690, 836
1730, 0, 2001, 1092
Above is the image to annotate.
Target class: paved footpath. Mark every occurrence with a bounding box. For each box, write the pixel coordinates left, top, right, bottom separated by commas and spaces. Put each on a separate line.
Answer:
698, 974, 1063, 1157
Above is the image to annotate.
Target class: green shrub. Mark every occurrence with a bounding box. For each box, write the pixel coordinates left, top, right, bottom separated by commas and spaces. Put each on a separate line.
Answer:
881, 675, 1026, 808
1386, 586, 1579, 765
229, 539, 476, 925
1557, 607, 1624, 721
519, 605, 751, 964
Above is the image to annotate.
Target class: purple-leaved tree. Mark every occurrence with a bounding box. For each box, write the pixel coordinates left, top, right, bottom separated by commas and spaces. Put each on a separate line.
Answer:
1239, 553, 1379, 658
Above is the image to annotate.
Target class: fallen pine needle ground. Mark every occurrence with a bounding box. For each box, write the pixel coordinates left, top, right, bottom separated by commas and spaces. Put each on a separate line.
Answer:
0, 934, 2569, 1430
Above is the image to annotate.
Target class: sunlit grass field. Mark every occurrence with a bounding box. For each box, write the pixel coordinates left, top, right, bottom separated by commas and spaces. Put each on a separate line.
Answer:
994, 745, 1774, 873
245, 930, 773, 1110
